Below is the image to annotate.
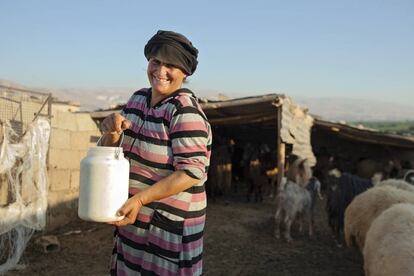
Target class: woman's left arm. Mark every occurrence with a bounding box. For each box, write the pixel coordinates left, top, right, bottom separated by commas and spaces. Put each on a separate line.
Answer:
110, 171, 199, 226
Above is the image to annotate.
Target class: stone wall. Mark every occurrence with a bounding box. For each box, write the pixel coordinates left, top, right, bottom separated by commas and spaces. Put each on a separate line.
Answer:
46, 110, 101, 231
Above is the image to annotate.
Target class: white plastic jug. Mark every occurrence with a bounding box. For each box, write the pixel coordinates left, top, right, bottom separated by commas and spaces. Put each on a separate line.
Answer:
78, 134, 129, 222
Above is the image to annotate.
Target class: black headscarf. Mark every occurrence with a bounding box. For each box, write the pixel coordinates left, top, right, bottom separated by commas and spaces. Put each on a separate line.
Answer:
144, 30, 199, 75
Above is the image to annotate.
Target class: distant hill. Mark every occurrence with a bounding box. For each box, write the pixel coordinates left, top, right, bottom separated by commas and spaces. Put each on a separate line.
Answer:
2, 79, 414, 121
0, 79, 133, 111
0, 79, 27, 90
296, 97, 414, 122
49, 87, 133, 111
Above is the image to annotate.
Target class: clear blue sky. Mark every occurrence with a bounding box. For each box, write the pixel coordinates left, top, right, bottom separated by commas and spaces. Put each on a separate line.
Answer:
1, 0, 413, 105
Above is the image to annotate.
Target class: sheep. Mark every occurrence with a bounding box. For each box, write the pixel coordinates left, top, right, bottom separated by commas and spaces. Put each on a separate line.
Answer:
375, 178, 414, 193
363, 203, 414, 276
273, 177, 322, 242
344, 181, 414, 251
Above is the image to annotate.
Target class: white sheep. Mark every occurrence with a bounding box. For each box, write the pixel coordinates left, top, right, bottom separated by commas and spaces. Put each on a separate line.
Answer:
344, 180, 414, 251
363, 203, 414, 276
375, 178, 414, 193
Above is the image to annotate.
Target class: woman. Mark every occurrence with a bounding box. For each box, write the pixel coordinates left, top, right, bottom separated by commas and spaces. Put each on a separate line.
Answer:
100, 30, 212, 275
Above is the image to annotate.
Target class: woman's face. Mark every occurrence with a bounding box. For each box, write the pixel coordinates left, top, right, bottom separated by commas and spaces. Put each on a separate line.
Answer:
147, 58, 187, 96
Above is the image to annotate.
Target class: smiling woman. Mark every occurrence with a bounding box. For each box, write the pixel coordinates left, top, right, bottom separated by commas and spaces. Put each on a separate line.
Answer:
99, 30, 212, 276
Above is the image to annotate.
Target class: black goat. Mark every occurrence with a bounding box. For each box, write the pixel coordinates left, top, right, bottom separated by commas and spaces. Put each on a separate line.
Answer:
325, 169, 373, 246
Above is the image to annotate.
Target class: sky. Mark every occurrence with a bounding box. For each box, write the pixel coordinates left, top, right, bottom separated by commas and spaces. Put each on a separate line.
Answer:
1, 0, 413, 105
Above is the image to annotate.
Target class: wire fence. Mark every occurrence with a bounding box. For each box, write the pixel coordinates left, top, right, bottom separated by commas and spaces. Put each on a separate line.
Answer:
0, 85, 52, 137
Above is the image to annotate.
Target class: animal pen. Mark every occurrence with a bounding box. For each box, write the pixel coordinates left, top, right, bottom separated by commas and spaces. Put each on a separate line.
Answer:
311, 118, 414, 182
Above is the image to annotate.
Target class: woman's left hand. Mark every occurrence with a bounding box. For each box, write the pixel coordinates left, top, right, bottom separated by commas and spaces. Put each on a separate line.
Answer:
108, 196, 143, 227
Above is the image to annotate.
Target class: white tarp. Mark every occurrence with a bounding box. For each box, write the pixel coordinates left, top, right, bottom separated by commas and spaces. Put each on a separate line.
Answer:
0, 118, 50, 273
280, 96, 316, 166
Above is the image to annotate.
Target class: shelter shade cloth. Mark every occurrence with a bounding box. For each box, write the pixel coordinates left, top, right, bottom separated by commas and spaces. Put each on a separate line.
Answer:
280, 97, 316, 166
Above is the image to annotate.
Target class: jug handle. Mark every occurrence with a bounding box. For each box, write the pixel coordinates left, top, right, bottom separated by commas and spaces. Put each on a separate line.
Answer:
96, 132, 125, 148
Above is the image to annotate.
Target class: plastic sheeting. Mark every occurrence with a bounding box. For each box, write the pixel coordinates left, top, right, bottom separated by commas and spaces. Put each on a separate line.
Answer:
280, 96, 316, 166
0, 118, 50, 273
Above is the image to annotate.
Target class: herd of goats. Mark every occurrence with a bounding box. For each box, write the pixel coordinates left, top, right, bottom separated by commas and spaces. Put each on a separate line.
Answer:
206, 139, 414, 276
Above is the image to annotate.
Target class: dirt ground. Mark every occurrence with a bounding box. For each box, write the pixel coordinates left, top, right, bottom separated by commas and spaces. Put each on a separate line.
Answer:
5, 184, 364, 276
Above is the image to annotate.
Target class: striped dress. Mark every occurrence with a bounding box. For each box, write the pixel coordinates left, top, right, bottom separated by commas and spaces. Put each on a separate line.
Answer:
110, 88, 212, 276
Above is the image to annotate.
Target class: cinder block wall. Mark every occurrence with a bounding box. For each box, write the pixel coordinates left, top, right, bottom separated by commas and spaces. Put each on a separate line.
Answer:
46, 111, 101, 231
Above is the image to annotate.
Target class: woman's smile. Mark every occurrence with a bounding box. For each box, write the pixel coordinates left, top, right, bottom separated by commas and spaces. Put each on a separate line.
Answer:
147, 58, 187, 97
152, 75, 171, 86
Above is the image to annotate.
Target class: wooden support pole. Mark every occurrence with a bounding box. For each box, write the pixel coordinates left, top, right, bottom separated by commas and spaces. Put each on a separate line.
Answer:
277, 143, 285, 193
275, 103, 285, 195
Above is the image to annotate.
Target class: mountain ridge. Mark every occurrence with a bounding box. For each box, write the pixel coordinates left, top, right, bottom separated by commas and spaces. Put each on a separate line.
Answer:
296, 97, 414, 122
1, 79, 413, 122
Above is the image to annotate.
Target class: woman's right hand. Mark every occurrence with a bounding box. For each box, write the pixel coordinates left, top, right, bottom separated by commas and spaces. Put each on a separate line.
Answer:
100, 113, 132, 146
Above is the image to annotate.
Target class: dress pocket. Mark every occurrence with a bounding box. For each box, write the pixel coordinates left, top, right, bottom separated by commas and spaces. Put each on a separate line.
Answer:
146, 210, 184, 263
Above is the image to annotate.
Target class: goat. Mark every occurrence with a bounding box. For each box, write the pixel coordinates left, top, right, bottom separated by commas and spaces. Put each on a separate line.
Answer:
325, 169, 374, 246
273, 176, 322, 242
206, 138, 232, 199
246, 159, 267, 202
245, 143, 273, 202
356, 158, 401, 180
285, 157, 312, 188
